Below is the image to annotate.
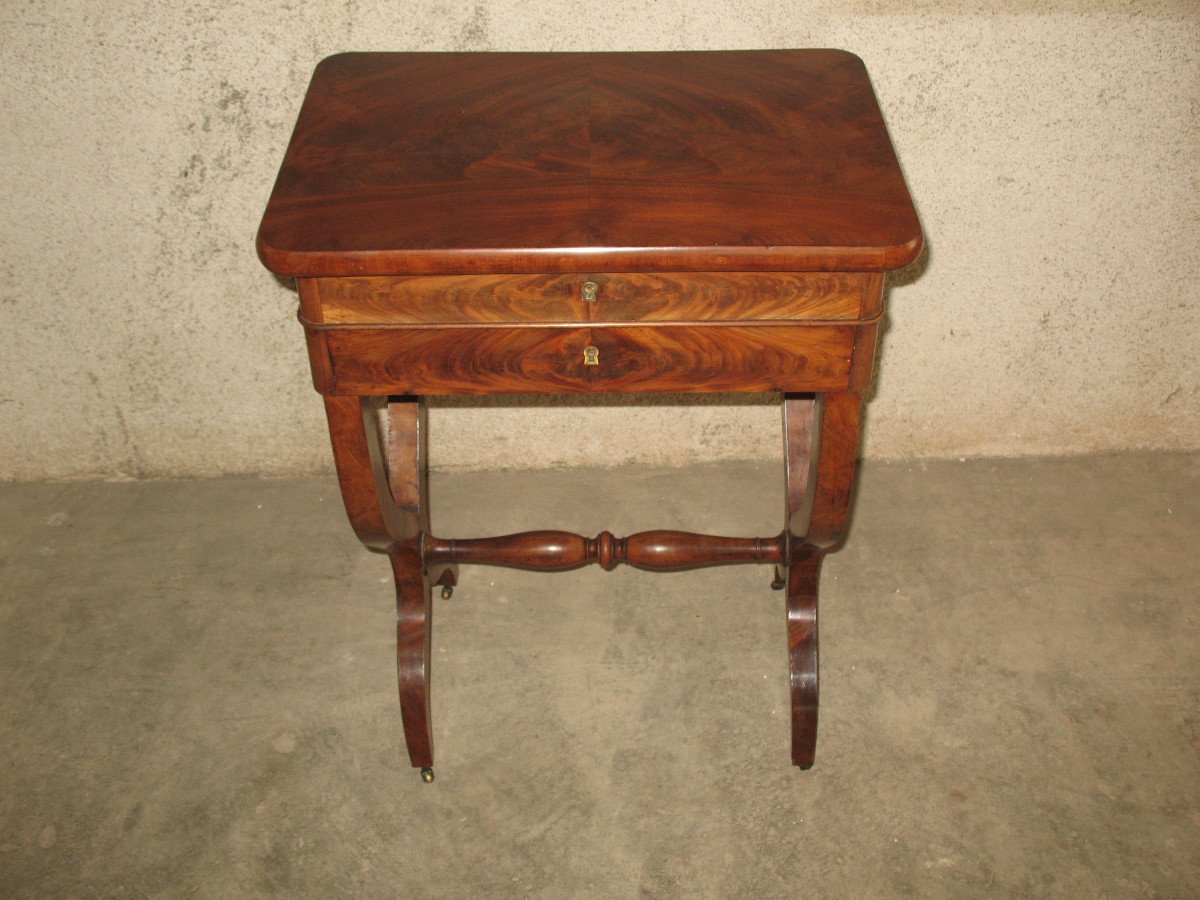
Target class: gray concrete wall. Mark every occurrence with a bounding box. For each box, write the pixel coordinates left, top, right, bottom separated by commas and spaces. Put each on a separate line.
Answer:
1, 1, 1197, 480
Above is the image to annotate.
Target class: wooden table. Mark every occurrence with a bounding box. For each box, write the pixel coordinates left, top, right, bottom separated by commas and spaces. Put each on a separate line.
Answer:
257, 50, 921, 781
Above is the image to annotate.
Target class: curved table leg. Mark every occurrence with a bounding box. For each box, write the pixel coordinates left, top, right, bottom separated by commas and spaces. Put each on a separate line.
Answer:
386, 398, 435, 776
787, 543, 822, 768
783, 391, 864, 768
324, 394, 437, 779
392, 548, 433, 773
325, 387, 866, 775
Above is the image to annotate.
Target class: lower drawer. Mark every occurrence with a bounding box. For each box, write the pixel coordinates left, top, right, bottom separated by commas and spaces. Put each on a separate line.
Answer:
315, 324, 857, 395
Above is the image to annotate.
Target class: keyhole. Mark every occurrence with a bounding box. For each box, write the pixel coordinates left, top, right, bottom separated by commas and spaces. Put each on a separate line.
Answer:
583, 345, 600, 366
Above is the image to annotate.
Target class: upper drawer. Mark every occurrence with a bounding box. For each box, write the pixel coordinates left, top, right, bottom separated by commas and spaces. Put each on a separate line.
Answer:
303, 272, 882, 325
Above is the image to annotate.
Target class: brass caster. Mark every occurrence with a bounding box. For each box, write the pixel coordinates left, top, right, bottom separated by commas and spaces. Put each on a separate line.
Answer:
420, 767, 435, 783
770, 566, 786, 591
440, 585, 453, 600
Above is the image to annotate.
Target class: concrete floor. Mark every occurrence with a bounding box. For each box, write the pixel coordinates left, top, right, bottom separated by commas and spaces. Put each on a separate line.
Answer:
1, 453, 1197, 896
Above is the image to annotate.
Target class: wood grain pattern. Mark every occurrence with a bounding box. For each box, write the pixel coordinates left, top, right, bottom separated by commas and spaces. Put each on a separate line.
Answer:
849, 320, 882, 391
806, 391, 864, 551
303, 327, 335, 393
858, 273, 886, 320
321, 324, 856, 395
257, 51, 922, 276
423, 530, 786, 572
322, 396, 437, 770
386, 398, 435, 770
780, 391, 866, 768
322, 395, 417, 551
782, 395, 821, 769
391, 543, 432, 769
313, 272, 873, 324
387, 396, 457, 595
786, 543, 822, 769
297, 278, 324, 324
783, 395, 820, 540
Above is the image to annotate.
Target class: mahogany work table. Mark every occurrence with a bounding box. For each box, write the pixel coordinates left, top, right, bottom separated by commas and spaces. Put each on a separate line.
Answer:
257, 50, 921, 781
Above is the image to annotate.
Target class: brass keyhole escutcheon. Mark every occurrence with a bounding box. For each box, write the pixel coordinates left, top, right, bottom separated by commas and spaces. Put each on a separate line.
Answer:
583, 345, 600, 366
581, 280, 599, 302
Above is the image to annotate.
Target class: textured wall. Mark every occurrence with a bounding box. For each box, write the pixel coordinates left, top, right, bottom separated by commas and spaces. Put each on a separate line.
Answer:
1, 1, 1197, 480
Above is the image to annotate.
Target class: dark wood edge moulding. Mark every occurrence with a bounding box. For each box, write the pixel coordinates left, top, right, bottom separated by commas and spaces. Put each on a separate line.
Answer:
258, 242, 923, 280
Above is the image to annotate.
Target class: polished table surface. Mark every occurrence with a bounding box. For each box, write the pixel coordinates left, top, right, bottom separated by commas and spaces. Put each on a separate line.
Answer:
258, 50, 920, 275
258, 50, 921, 780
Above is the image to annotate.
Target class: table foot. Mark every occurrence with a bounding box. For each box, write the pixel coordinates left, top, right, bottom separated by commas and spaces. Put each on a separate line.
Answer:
787, 543, 822, 769
420, 767, 435, 784
392, 548, 434, 769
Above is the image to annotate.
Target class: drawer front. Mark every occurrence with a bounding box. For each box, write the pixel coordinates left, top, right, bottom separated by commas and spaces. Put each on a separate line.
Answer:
318, 324, 857, 395
308, 272, 881, 325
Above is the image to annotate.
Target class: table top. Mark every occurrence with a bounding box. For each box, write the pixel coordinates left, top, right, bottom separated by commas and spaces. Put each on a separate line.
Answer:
257, 50, 921, 278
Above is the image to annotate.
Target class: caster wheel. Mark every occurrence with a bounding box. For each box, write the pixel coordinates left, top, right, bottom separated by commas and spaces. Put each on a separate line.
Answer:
440, 585, 453, 600
420, 767, 435, 783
